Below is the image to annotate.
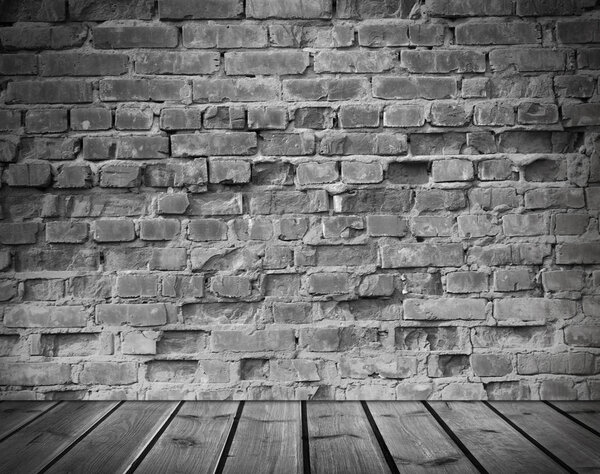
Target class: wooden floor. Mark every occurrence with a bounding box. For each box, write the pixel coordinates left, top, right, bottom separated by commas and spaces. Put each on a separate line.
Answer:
0, 401, 599, 473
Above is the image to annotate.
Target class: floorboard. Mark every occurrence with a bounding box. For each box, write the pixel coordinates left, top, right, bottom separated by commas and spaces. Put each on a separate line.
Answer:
44, 401, 177, 474
0, 401, 58, 440
223, 401, 303, 474
367, 401, 477, 473
307, 402, 391, 474
134, 401, 238, 474
0, 401, 116, 474
429, 402, 566, 474
550, 401, 600, 433
491, 401, 600, 472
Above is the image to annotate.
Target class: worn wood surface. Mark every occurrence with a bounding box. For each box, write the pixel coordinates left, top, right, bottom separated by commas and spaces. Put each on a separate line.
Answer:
550, 401, 600, 433
429, 402, 566, 474
307, 402, 391, 474
44, 401, 177, 474
135, 401, 238, 474
0, 401, 599, 474
492, 401, 600, 472
367, 401, 477, 473
224, 401, 303, 474
0, 402, 116, 474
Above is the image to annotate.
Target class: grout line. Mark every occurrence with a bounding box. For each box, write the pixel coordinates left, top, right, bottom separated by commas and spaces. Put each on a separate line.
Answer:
38, 401, 124, 474
483, 401, 577, 474
301, 401, 311, 474
360, 401, 400, 474
0, 401, 62, 444
422, 402, 488, 474
124, 401, 184, 474
544, 401, 600, 439
213, 401, 245, 474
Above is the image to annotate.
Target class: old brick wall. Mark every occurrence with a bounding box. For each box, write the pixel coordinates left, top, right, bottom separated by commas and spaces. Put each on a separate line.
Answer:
0, 0, 599, 401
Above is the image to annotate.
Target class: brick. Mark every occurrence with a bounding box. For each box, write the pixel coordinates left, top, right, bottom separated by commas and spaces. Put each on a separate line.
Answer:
70, 108, 112, 131
115, 107, 153, 131
0, 0, 66, 21
358, 22, 409, 46
248, 106, 287, 130
315, 50, 394, 73
555, 76, 596, 98
556, 243, 600, 264
542, 270, 584, 292
194, 78, 279, 102
427, 0, 513, 17
554, 214, 588, 235
0, 362, 71, 386
358, 274, 394, 297
334, 189, 411, 213
471, 354, 512, 377
262, 132, 315, 156
96, 303, 169, 326
387, 162, 428, 184
308, 272, 351, 294
478, 159, 514, 181
502, 214, 548, 236
518, 352, 595, 375
0, 110, 21, 131
188, 193, 242, 215
99, 79, 149, 101
384, 105, 426, 127
139, 219, 180, 241
494, 298, 577, 322
149, 78, 191, 101
336, 0, 417, 19
321, 132, 407, 156
457, 215, 499, 238
5, 162, 52, 188
211, 275, 252, 298
150, 248, 187, 271
93, 23, 178, 48
565, 326, 600, 347
295, 107, 335, 129
122, 331, 158, 355
524, 188, 585, 209
297, 162, 339, 186
7, 81, 92, 104
366, 215, 406, 237
0, 223, 38, 245
46, 221, 88, 243
0, 54, 38, 75
373, 76, 457, 99
211, 329, 295, 352
171, 132, 257, 157
381, 243, 463, 268
401, 50, 485, 73
116, 275, 157, 297
517, 0, 585, 16
494, 270, 532, 292
84, 136, 168, 161
25, 109, 67, 134
321, 216, 363, 239
284, 78, 369, 101
411, 216, 453, 237
415, 189, 466, 212
578, 48, 600, 69
431, 159, 473, 182
93, 220, 135, 242
159, 0, 243, 19
518, 102, 559, 125
473, 102, 515, 126
404, 298, 486, 320
562, 104, 600, 127
188, 219, 228, 241
247, 0, 331, 18
79, 362, 137, 385
341, 356, 416, 379
40, 52, 128, 76
338, 105, 380, 128
456, 22, 539, 45
160, 108, 202, 130
446, 272, 488, 293
209, 159, 251, 184
411, 133, 466, 155
557, 20, 600, 44
100, 163, 142, 188
203, 106, 245, 130
225, 51, 309, 75
183, 24, 267, 49
341, 161, 383, 184
490, 49, 568, 72
5, 305, 87, 327
136, 52, 220, 75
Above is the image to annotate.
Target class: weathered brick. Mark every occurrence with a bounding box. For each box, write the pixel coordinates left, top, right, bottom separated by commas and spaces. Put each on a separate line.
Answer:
358, 22, 409, 46
0, 223, 38, 245
473, 102, 515, 126
518, 352, 595, 375
341, 161, 383, 184
524, 188, 585, 210
116, 275, 158, 298
297, 162, 339, 186
401, 50, 485, 73
99, 79, 149, 101
320, 132, 407, 156
490, 49, 568, 72
194, 78, 279, 102
139, 219, 180, 241
284, 78, 369, 101
554, 214, 589, 235
115, 107, 153, 131
494, 298, 577, 322
555, 75, 596, 98
93, 220, 135, 242
427, 0, 513, 17
188, 219, 228, 241
308, 272, 351, 294
456, 22, 539, 45
8, 81, 93, 104
93, 23, 178, 48
381, 243, 463, 268
373, 76, 457, 99
209, 159, 251, 184
183, 24, 267, 49
562, 104, 600, 127
85, 135, 169, 160
5, 162, 52, 188
556, 243, 600, 264
518, 102, 559, 125
46, 221, 88, 243
247, 0, 331, 18
338, 105, 380, 128
471, 354, 513, 377
404, 298, 487, 320
225, 51, 309, 75
446, 272, 488, 293
415, 189, 466, 211
211, 329, 295, 352
100, 163, 142, 188
383, 105, 426, 127
248, 106, 287, 130
478, 159, 514, 181
502, 213, 548, 236
411, 133, 466, 155
493, 270, 532, 292
211, 275, 252, 298
136, 52, 220, 75
0, 362, 71, 386
96, 303, 169, 326
40, 52, 128, 76
70, 108, 112, 131
171, 132, 257, 157
315, 50, 394, 73
334, 189, 411, 213
159, 0, 242, 19
431, 159, 473, 182
565, 326, 600, 347
411, 216, 453, 237
150, 248, 187, 271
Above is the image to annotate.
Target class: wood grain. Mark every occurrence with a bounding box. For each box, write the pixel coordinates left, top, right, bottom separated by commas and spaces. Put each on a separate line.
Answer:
0, 401, 58, 440
367, 402, 477, 473
491, 401, 600, 472
550, 401, 600, 433
45, 401, 177, 474
307, 402, 390, 474
223, 401, 303, 474
135, 401, 238, 474
0, 401, 116, 474
429, 402, 566, 474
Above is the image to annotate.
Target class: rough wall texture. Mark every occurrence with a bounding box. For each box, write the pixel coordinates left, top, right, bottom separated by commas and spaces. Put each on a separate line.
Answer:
0, 0, 599, 401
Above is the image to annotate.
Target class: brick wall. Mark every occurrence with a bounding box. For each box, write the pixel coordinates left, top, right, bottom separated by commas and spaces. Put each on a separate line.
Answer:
0, 0, 599, 401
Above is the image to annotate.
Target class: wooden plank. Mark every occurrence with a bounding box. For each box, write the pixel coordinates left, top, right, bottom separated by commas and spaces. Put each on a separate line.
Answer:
223, 401, 302, 474
45, 401, 178, 474
0, 401, 58, 440
491, 401, 600, 472
429, 402, 566, 474
0, 401, 116, 474
550, 401, 600, 433
307, 402, 391, 474
135, 401, 238, 474
367, 402, 477, 473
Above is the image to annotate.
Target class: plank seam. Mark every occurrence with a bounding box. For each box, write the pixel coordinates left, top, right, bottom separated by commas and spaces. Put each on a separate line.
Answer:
0, 401, 61, 443
422, 402, 488, 474
544, 401, 600, 439
301, 401, 311, 474
37, 401, 124, 474
214, 401, 245, 474
361, 401, 401, 474
483, 402, 577, 474
124, 401, 184, 474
